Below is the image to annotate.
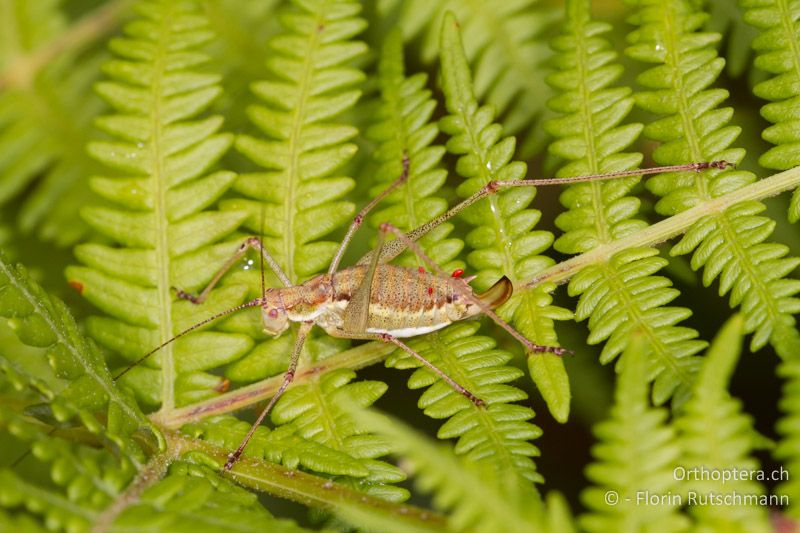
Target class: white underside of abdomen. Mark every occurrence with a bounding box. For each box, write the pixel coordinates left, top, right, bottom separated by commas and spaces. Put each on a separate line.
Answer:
366, 322, 450, 338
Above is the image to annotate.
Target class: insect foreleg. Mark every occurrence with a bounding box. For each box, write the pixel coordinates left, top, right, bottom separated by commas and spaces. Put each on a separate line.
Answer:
377, 222, 568, 356
176, 236, 292, 305
328, 152, 410, 274
224, 320, 314, 472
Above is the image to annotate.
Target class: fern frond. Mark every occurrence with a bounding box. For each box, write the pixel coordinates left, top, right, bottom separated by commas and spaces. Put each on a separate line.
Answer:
0, 469, 96, 531
271, 370, 408, 501
366, 29, 461, 270
216, 0, 410, 503
368, 32, 541, 483
0, 405, 136, 531
222, 0, 365, 382
64, 0, 243, 412
775, 330, 800, 515
580, 335, 686, 532
704, 0, 758, 78
740, 0, 800, 221
0, 253, 157, 529
545, 492, 577, 533
370, 30, 540, 485
0, 252, 152, 462
439, 11, 573, 421
187, 414, 376, 479
388, 0, 556, 155
547, 0, 706, 404
675, 315, 770, 531
0, 507, 44, 533
202, 0, 283, 133
109, 461, 308, 532
229, 0, 364, 281
387, 322, 542, 484
0, 1, 110, 245
350, 405, 545, 533
626, 0, 800, 352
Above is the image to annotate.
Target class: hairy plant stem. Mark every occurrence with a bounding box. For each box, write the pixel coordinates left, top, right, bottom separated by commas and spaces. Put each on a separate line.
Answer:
528, 165, 800, 288
154, 340, 394, 428
91, 444, 178, 533
0, 0, 132, 90
168, 431, 447, 531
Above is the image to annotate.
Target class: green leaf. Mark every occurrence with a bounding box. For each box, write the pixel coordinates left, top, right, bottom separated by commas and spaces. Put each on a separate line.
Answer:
775, 327, 800, 516
740, 0, 800, 221
439, 10, 572, 422
368, 29, 544, 483
0, 253, 158, 531
390, 0, 557, 156
4, 1, 800, 529
626, 0, 800, 353
547, 0, 705, 405
350, 405, 546, 532
111, 461, 308, 532
67, 0, 242, 411
580, 333, 686, 532
0, 251, 154, 462
366, 28, 461, 271
0, 1, 113, 246
675, 315, 771, 531
272, 369, 408, 501
387, 322, 543, 484
226, 0, 409, 503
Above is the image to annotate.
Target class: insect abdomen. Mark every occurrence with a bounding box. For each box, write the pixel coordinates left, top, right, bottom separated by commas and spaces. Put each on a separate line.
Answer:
370, 266, 459, 336
331, 265, 466, 336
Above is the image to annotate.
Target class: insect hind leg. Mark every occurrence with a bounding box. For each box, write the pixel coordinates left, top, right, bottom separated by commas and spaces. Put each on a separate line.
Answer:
331, 330, 485, 407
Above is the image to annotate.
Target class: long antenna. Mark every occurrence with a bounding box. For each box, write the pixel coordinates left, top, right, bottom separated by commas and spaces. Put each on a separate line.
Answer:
114, 300, 262, 380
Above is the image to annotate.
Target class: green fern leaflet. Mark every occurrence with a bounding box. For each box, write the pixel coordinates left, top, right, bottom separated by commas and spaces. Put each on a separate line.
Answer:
1, 0, 800, 530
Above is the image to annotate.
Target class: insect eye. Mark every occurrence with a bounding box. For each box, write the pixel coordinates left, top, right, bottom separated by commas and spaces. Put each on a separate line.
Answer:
268, 309, 279, 319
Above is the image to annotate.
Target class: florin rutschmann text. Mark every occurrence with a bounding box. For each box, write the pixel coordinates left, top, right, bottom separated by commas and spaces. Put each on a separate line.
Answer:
601, 466, 790, 509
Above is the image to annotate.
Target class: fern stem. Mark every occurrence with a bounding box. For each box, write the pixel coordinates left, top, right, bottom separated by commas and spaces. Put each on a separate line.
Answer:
527, 164, 800, 287
0, 0, 132, 90
91, 445, 178, 533
151, 5, 177, 413
281, 11, 323, 283
569, 1, 610, 244
156, 341, 394, 428
167, 431, 446, 531
660, 3, 710, 200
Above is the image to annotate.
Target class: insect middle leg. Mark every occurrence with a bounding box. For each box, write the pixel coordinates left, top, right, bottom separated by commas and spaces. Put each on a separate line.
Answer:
330, 330, 485, 407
